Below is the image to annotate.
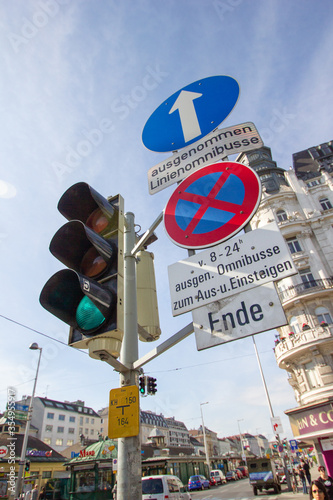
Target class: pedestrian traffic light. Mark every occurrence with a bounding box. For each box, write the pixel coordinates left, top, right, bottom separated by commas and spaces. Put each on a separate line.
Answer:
147, 377, 157, 395
39, 183, 124, 359
139, 376, 146, 395
25, 461, 30, 472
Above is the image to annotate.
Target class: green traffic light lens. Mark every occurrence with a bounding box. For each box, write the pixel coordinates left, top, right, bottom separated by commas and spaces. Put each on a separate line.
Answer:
76, 295, 106, 331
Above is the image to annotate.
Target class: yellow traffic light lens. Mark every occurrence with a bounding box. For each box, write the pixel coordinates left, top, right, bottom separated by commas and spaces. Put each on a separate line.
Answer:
76, 296, 106, 331
81, 247, 107, 278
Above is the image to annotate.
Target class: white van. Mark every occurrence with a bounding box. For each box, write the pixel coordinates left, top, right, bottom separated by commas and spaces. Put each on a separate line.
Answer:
142, 474, 191, 499
210, 469, 226, 485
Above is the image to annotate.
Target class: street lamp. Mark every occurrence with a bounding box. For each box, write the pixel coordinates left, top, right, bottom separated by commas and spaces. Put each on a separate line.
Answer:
200, 402, 210, 475
15, 343, 43, 498
237, 419, 244, 460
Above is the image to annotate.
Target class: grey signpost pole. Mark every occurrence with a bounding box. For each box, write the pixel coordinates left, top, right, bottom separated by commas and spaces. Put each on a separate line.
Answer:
117, 212, 141, 499
252, 336, 292, 491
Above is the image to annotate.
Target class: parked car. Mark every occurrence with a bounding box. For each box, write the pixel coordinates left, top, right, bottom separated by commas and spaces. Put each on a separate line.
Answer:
210, 469, 226, 485
226, 471, 238, 481
235, 468, 243, 480
237, 466, 249, 477
188, 475, 210, 491
142, 475, 192, 499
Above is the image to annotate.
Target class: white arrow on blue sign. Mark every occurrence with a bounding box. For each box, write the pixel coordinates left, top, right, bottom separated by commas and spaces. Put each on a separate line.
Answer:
142, 75, 240, 153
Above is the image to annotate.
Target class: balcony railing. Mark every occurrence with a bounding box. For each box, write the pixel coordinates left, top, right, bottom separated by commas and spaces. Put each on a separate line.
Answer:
274, 325, 333, 360
278, 278, 333, 302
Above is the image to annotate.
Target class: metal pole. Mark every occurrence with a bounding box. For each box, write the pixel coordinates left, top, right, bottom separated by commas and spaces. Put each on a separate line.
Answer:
252, 335, 292, 491
117, 212, 141, 500
237, 419, 245, 462
15, 345, 42, 498
200, 402, 211, 475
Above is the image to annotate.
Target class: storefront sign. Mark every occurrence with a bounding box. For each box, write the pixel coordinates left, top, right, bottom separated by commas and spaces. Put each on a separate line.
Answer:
27, 449, 52, 457
287, 402, 333, 436
71, 449, 95, 459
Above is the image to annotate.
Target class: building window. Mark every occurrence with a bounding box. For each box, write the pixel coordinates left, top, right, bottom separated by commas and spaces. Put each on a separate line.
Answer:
86, 417, 89, 424
316, 307, 333, 325
79, 417, 83, 425
286, 236, 302, 254
79, 427, 83, 433
304, 361, 320, 389
42, 471, 52, 479
57, 427, 64, 433
59, 414, 65, 421
69, 416, 75, 423
91, 418, 94, 424
320, 197, 333, 211
300, 269, 315, 288
289, 317, 301, 334
307, 179, 321, 187
85, 428, 88, 434
47, 412, 54, 420
68, 428, 75, 434
277, 210, 287, 222
43, 438, 51, 445
67, 439, 74, 446
55, 438, 63, 446
90, 429, 94, 435
45, 425, 53, 432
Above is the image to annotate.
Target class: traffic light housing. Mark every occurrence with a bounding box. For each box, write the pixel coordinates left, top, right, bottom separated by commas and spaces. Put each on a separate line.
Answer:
40, 183, 124, 359
147, 376, 157, 395
139, 376, 146, 395
25, 461, 30, 472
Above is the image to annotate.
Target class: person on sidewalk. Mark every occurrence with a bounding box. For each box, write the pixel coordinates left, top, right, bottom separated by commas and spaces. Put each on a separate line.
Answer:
310, 480, 329, 500
317, 466, 333, 500
298, 465, 308, 494
31, 485, 39, 500
302, 458, 312, 486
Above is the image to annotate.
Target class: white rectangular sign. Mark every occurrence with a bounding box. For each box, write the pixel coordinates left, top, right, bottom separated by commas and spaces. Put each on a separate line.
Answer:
148, 122, 263, 195
168, 222, 297, 317
193, 282, 287, 350
271, 416, 284, 435
321, 438, 333, 451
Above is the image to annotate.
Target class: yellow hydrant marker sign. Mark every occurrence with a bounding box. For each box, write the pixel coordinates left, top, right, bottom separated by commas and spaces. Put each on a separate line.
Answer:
108, 385, 139, 438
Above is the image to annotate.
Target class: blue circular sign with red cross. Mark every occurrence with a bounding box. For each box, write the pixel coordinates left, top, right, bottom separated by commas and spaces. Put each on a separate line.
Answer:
164, 161, 262, 249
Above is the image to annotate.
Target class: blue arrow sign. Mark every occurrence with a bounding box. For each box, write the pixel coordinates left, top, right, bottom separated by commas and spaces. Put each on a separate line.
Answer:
142, 75, 240, 153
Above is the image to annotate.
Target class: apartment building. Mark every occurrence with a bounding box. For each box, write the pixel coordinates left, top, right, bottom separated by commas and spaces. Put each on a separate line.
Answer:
17, 397, 102, 452
237, 140, 333, 472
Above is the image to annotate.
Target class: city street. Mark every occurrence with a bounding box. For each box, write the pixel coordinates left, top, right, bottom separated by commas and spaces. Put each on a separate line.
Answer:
189, 479, 309, 500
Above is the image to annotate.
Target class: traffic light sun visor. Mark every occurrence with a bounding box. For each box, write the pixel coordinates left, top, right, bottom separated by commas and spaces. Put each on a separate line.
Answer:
58, 182, 118, 238
50, 221, 117, 280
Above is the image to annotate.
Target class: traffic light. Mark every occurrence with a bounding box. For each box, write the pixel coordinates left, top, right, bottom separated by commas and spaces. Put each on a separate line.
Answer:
40, 183, 124, 359
25, 461, 30, 472
147, 377, 157, 395
139, 376, 146, 395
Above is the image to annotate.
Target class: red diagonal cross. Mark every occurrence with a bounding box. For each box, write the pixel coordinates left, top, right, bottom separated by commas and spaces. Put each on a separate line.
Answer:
180, 171, 243, 235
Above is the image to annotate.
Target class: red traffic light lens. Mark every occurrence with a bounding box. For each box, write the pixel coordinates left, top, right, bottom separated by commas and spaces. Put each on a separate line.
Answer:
81, 247, 108, 278
86, 207, 117, 236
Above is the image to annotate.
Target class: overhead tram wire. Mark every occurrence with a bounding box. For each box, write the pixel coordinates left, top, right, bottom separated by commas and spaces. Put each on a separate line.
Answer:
0, 314, 275, 370
0, 313, 88, 355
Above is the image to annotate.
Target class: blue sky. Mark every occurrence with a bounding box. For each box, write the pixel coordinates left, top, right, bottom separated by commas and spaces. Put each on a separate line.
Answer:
1, 0, 333, 443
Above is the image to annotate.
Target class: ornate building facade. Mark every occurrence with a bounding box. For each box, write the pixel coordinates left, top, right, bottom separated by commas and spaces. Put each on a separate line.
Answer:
237, 140, 333, 473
